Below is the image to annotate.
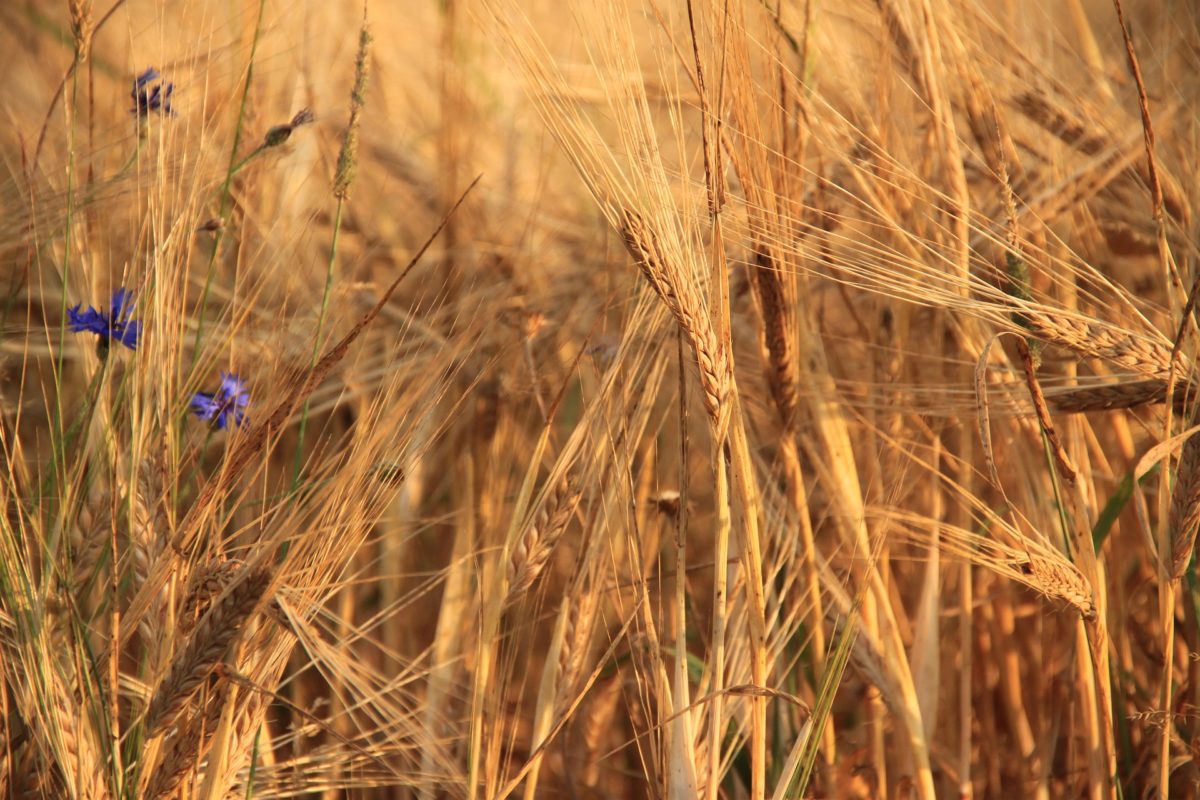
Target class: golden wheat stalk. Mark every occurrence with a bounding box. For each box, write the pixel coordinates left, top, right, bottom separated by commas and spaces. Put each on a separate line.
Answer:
67, 0, 93, 61
48, 670, 104, 800
144, 683, 232, 799
554, 585, 600, 718
1018, 556, 1097, 620
749, 248, 799, 430
179, 558, 245, 635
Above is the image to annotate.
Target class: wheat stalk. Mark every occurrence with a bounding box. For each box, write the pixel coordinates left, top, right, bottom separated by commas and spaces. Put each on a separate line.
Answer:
179, 558, 245, 635
1017, 556, 1097, 621
144, 682, 232, 799
749, 248, 799, 430
579, 673, 623, 788
554, 586, 600, 719
43, 667, 104, 800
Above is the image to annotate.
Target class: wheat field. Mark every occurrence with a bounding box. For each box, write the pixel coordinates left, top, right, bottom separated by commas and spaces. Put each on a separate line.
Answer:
0, 0, 1197, 797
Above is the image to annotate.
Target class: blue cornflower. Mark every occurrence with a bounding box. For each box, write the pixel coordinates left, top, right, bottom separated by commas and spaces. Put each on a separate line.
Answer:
68, 288, 141, 351
190, 372, 250, 430
131, 67, 174, 117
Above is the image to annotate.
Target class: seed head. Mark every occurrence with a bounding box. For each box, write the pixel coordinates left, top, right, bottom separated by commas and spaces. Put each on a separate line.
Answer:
264, 108, 316, 148
333, 17, 372, 200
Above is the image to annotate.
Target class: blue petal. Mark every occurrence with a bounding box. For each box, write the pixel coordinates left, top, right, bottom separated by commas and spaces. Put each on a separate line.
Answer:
134, 68, 160, 89
114, 321, 140, 350
66, 304, 87, 329
68, 305, 107, 335
218, 372, 247, 401
190, 392, 218, 420
110, 288, 135, 319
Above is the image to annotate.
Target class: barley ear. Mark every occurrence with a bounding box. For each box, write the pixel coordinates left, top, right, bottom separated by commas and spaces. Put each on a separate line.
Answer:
144, 568, 273, 738
505, 478, 581, 607
1019, 556, 1096, 620
617, 208, 730, 431
1170, 427, 1200, 581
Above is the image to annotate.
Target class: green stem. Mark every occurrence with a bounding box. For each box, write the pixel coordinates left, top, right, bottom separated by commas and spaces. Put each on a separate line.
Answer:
190, 0, 268, 361
1039, 430, 1074, 557
229, 142, 269, 176
289, 198, 346, 496
245, 727, 263, 799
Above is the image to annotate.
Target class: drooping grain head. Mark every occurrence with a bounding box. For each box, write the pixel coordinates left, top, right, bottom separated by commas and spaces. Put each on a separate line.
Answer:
617, 208, 730, 432
144, 568, 273, 738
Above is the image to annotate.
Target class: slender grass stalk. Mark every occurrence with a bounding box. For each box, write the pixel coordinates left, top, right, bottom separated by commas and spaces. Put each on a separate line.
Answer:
289, 197, 344, 495
292, 9, 371, 494
49, 52, 84, 514
243, 727, 262, 799
191, 0, 269, 358
785, 606, 858, 800
669, 331, 698, 799
706, 437, 730, 800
